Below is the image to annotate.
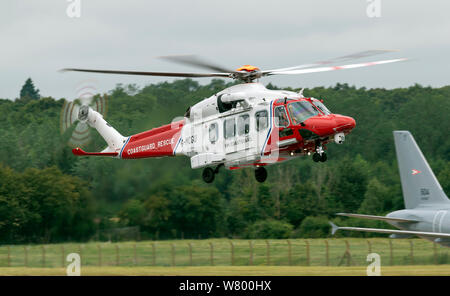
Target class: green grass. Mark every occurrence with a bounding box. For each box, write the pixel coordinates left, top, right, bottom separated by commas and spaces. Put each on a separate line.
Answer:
0, 238, 448, 268
1, 265, 450, 276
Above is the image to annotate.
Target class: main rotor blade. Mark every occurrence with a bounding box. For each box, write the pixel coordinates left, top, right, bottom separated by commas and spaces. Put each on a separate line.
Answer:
265, 58, 408, 76
159, 55, 235, 73
262, 50, 396, 74
60, 68, 231, 78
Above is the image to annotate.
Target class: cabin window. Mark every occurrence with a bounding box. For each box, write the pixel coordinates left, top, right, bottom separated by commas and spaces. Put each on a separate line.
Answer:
255, 110, 269, 131
224, 118, 236, 139
209, 123, 218, 143
274, 106, 289, 127
237, 114, 250, 136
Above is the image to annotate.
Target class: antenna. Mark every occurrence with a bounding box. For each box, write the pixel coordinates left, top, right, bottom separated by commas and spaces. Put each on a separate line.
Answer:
299, 88, 305, 97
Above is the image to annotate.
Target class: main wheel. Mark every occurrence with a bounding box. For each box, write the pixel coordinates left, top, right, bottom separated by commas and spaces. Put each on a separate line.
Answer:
202, 167, 215, 183
312, 152, 321, 162
255, 167, 268, 183
320, 152, 327, 162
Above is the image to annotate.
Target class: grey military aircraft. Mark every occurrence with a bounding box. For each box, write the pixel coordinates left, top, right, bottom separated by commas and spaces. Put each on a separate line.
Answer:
330, 130, 450, 247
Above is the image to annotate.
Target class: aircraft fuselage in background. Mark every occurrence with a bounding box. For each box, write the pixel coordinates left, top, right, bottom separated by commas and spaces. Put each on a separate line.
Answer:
332, 131, 450, 247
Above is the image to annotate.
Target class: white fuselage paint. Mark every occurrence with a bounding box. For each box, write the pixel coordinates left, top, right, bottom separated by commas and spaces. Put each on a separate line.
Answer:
173, 83, 302, 169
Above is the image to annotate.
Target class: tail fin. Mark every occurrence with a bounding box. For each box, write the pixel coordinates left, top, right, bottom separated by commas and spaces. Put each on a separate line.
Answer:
77, 106, 126, 154
393, 131, 449, 209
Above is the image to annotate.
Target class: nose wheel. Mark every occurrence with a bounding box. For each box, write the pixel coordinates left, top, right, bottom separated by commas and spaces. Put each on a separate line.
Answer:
313, 145, 327, 162
255, 166, 268, 183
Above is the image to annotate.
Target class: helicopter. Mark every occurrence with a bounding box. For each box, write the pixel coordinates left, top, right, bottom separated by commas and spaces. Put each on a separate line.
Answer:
62, 50, 406, 183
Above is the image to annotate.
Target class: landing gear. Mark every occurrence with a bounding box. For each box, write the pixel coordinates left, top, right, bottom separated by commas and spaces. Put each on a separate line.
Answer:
202, 164, 223, 183
313, 152, 321, 162
202, 167, 215, 183
255, 166, 268, 183
313, 144, 327, 163
313, 152, 327, 162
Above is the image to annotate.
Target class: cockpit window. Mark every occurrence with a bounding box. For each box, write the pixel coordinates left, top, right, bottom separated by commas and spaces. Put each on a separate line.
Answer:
311, 99, 331, 115
287, 101, 319, 124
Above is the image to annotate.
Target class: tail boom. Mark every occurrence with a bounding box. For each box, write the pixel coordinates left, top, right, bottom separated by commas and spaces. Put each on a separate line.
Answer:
72, 106, 185, 159
120, 120, 185, 159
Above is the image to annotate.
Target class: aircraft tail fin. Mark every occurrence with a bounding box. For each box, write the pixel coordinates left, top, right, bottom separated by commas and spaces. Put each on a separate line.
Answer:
73, 106, 126, 157
393, 131, 449, 209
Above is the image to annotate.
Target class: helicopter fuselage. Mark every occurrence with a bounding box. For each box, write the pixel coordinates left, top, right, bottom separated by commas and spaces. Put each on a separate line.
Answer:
115, 83, 355, 171
67, 50, 405, 182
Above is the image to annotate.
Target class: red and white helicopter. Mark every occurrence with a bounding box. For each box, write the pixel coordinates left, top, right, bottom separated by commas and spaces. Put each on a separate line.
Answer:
62, 50, 406, 183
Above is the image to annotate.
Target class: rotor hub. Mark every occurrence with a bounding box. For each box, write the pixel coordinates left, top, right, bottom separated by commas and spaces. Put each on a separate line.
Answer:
233, 65, 262, 82
78, 105, 89, 122
235, 65, 260, 72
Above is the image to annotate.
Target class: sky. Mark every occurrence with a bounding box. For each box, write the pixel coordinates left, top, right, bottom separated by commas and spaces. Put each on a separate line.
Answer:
1, 0, 450, 100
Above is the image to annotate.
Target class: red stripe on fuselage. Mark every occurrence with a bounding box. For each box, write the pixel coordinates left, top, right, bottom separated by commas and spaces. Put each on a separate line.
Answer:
121, 120, 184, 159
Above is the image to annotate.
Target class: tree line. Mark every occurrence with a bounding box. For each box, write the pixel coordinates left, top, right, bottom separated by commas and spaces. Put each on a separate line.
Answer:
0, 79, 448, 243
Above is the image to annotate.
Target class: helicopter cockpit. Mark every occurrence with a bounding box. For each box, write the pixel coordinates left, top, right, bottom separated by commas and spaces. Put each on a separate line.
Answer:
310, 98, 331, 115
278, 98, 332, 126
287, 100, 320, 125
272, 97, 354, 145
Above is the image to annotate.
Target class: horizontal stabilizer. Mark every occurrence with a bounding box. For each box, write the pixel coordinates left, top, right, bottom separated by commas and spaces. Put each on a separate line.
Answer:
389, 233, 414, 239
329, 222, 450, 239
336, 213, 418, 223
330, 222, 339, 235
72, 147, 118, 157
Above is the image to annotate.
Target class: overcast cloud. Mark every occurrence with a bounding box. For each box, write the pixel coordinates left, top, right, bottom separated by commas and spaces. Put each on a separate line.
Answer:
1, 0, 450, 100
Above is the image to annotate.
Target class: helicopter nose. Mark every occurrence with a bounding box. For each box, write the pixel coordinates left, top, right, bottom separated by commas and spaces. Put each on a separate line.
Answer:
335, 115, 356, 130
299, 114, 356, 140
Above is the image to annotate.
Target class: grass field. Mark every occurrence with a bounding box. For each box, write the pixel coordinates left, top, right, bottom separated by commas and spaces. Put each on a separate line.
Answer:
1, 265, 450, 276
0, 238, 448, 271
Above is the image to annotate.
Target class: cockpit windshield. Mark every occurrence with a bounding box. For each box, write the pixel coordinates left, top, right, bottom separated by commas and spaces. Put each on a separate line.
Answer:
311, 99, 331, 115
287, 101, 319, 124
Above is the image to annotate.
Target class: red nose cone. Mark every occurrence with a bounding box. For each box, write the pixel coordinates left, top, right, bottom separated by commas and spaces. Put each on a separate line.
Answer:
302, 114, 355, 137
336, 115, 356, 130
350, 117, 356, 129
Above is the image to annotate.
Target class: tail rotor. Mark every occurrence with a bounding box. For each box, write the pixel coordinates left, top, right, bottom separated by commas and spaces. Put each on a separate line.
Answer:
60, 81, 108, 148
